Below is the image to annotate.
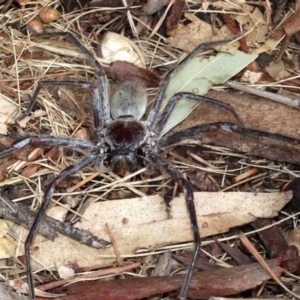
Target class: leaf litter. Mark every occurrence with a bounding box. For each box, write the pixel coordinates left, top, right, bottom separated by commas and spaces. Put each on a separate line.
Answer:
0, 0, 300, 299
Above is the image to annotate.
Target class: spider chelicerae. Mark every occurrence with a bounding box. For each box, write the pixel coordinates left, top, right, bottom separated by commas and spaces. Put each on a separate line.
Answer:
0, 32, 246, 299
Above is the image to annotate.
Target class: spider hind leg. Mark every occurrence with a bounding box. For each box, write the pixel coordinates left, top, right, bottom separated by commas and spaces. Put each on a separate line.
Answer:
145, 150, 200, 299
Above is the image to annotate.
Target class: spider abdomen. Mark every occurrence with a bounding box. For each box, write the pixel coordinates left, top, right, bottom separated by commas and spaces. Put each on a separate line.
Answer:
110, 80, 147, 120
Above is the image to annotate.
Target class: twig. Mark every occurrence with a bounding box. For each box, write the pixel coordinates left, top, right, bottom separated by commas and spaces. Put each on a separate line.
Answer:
106, 223, 123, 266
0, 197, 111, 248
226, 80, 300, 110
36, 262, 140, 292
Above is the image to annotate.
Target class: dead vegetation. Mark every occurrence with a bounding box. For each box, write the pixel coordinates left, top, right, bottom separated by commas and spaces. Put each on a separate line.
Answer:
0, 0, 300, 299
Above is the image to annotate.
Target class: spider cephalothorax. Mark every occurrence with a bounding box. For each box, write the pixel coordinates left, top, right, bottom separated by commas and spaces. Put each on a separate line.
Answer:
0, 33, 245, 300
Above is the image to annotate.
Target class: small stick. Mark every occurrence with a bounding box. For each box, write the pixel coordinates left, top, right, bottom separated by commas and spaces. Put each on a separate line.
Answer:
187, 150, 219, 169
226, 80, 300, 110
67, 171, 100, 193
36, 262, 140, 292
233, 167, 260, 183
0, 197, 110, 248
106, 223, 123, 266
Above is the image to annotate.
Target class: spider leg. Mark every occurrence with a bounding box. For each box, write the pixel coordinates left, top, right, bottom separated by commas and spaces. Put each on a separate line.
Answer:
17, 80, 104, 139
146, 37, 238, 128
25, 153, 98, 300
229, 125, 300, 144
145, 151, 200, 299
158, 122, 300, 149
0, 135, 96, 159
153, 92, 244, 136
35, 32, 110, 129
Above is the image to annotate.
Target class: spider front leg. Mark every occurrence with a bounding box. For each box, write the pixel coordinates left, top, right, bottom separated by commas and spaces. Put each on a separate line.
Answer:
0, 135, 96, 159
145, 151, 200, 300
158, 122, 236, 148
153, 92, 244, 136
146, 37, 238, 128
26, 153, 98, 300
158, 122, 300, 149
34, 32, 111, 127
18, 80, 104, 139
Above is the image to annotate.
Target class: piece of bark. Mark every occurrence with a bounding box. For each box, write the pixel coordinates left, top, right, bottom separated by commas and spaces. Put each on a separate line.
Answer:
177, 89, 300, 139
272, 6, 300, 38
252, 218, 300, 274
165, 90, 300, 165
184, 129, 300, 165
214, 239, 253, 265
166, 0, 185, 33
222, 14, 250, 55
285, 177, 300, 211
0, 76, 18, 98
46, 259, 282, 300
271, 2, 300, 62
252, 218, 288, 258
172, 253, 220, 270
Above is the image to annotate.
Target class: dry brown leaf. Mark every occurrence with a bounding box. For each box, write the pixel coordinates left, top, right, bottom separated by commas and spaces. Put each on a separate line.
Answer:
234, 6, 268, 43
18, 191, 292, 273
0, 282, 24, 300
266, 60, 291, 81
141, 0, 169, 15
105, 60, 160, 87
210, 25, 239, 54
167, 13, 213, 52
284, 226, 300, 250
0, 95, 17, 135
0, 221, 18, 260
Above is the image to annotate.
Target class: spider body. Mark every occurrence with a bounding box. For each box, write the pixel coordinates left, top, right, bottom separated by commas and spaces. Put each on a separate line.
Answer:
0, 33, 244, 300
105, 80, 148, 175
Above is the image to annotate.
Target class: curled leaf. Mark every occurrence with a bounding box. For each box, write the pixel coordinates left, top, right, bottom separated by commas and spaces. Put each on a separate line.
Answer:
101, 32, 145, 68
105, 61, 160, 87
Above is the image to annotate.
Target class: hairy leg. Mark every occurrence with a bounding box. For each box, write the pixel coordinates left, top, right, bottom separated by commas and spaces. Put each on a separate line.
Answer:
146, 37, 238, 128
153, 92, 244, 136
0, 135, 97, 159
25, 154, 98, 299
35, 32, 111, 128
145, 151, 200, 299
158, 122, 300, 149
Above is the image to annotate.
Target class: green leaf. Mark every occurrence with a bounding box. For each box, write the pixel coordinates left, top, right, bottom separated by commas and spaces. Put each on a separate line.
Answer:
160, 50, 258, 136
